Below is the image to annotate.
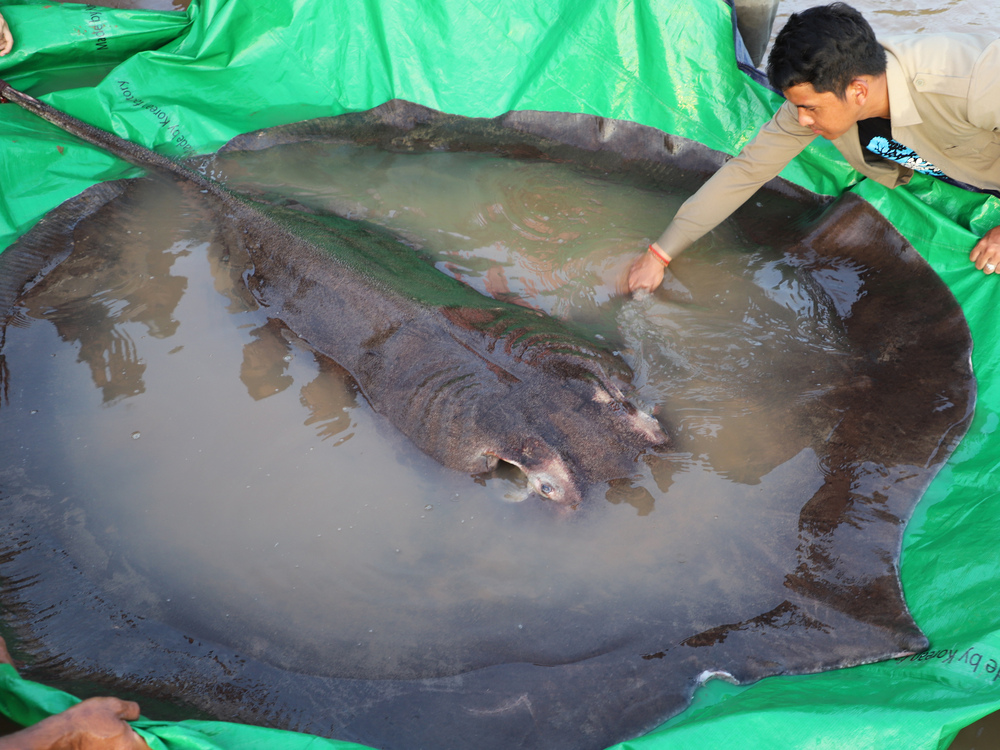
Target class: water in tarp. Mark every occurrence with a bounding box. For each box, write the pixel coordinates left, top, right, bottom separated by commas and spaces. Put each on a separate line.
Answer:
1, 148, 820, 671
0, 110, 974, 750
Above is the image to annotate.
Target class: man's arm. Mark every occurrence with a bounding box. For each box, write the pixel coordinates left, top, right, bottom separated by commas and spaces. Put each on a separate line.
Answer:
628, 100, 816, 293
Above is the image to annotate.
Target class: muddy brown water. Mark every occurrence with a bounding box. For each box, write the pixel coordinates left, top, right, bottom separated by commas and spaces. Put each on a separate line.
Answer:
1, 145, 846, 682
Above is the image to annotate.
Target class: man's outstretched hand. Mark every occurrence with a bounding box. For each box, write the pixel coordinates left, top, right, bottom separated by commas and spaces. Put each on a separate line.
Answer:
970, 224, 1000, 275
627, 249, 668, 294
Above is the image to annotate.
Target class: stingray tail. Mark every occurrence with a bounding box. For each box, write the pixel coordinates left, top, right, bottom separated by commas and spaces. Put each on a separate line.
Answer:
0, 79, 219, 195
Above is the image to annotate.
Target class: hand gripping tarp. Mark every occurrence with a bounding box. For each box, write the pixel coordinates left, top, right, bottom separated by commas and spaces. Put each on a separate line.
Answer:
0, 0, 998, 747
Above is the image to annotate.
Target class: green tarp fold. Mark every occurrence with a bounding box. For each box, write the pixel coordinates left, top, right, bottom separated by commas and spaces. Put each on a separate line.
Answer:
1, 0, 998, 747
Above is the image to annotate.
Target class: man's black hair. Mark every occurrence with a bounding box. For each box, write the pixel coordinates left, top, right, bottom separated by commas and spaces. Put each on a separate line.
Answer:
766, 3, 887, 97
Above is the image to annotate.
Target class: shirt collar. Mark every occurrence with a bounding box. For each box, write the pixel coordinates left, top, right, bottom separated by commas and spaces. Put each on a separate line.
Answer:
884, 47, 922, 128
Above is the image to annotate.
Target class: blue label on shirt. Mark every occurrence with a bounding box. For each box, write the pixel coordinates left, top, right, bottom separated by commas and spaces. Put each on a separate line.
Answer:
865, 135, 943, 176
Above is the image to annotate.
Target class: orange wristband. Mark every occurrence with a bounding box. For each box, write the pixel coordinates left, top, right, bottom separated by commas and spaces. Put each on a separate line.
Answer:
648, 244, 671, 267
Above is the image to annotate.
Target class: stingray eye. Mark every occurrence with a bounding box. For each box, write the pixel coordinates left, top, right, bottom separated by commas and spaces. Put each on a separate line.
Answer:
539, 482, 554, 496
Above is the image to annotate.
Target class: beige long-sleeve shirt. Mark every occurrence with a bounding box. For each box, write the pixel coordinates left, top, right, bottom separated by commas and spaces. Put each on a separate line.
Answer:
656, 33, 1000, 257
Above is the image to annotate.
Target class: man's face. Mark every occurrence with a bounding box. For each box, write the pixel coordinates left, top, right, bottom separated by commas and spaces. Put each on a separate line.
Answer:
783, 82, 861, 140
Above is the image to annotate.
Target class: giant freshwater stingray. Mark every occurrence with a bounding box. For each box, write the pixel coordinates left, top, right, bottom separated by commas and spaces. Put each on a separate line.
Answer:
0, 86, 976, 750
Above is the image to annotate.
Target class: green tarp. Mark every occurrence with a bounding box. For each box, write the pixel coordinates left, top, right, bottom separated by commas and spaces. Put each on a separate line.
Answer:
1, 0, 998, 747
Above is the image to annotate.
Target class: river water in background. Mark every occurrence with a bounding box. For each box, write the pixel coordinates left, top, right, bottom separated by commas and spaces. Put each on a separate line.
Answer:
772, 0, 993, 39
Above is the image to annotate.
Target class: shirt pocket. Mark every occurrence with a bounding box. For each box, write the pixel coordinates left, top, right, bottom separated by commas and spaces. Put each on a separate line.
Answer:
943, 132, 1000, 172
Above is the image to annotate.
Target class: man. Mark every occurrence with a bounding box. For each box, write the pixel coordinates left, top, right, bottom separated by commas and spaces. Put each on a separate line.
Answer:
628, 2, 1000, 293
